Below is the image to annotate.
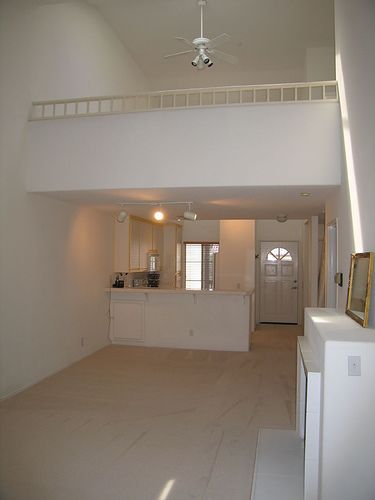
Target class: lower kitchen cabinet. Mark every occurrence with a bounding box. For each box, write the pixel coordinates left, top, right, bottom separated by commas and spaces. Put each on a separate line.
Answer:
110, 300, 145, 341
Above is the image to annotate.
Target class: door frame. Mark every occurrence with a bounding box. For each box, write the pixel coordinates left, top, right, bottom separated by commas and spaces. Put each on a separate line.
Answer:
256, 240, 302, 325
326, 218, 338, 308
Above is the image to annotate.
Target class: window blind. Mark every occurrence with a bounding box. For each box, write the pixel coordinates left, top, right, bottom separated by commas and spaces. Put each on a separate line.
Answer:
185, 243, 219, 290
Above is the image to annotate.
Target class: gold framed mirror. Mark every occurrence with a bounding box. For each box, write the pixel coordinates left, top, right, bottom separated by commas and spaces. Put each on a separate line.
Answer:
346, 252, 374, 327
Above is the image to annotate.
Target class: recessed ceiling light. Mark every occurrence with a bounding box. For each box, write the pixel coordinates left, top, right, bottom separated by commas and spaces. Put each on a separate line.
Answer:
300, 192, 311, 197
276, 214, 288, 223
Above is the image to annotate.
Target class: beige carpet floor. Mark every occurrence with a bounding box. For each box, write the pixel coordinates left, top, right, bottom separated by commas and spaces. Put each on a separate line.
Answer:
0, 324, 301, 500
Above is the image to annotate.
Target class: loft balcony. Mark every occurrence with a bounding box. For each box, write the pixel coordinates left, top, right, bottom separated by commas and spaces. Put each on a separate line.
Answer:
25, 82, 341, 193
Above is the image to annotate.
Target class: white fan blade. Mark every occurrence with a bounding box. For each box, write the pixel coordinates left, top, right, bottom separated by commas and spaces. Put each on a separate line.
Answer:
175, 37, 195, 48
207, 33, 231, 49
211, 49, 238, 65
164, 49, 194, 59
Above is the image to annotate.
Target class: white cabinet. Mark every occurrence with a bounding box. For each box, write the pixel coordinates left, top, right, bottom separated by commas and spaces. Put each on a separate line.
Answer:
129, 218, 141, 270
114, 216, 157, 272
111, 300, 144, 341
139, 220, 153, 270
152, 224, 163, 260
114, 218, 130, 272
161, 223, 182, 288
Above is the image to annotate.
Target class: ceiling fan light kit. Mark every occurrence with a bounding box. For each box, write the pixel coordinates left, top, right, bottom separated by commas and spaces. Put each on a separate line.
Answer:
163, 0, 238, 70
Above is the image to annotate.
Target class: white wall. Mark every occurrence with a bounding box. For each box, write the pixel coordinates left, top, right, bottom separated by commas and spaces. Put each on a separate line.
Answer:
255, 219, 304, 242
26, 103, 342, 192
326, 0, 375, 325
0, 0, 148, 398
182, 220, 220, 242
255, 219, 305, 323
216, 220, 255, 291
31, 3, 149, 100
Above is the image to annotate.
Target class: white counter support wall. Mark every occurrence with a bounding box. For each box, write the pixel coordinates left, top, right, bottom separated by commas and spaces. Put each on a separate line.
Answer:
303, 308, 375, 500
108, 288, 254, 352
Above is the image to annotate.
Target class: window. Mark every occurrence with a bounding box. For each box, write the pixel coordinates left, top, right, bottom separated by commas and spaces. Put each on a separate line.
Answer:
185, 243, 219, 290
266, 247, 292, 261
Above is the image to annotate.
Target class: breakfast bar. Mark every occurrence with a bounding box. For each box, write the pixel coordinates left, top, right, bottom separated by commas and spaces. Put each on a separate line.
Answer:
107, 288, 254, 351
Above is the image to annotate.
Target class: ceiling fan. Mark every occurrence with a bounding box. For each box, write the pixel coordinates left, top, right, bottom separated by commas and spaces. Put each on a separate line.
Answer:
163, 0, 239, 69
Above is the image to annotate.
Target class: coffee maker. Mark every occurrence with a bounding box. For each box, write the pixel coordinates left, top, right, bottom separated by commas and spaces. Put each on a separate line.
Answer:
147, 251, 160, 288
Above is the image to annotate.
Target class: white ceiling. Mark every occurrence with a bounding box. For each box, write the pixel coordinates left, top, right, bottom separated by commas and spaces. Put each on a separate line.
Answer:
42, 185, 337, 222
87, 0, 335, 90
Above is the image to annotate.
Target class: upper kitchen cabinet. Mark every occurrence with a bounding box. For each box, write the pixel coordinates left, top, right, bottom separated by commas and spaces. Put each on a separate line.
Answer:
114, 216, 163, 273
114, 218, 130, 272
138, 219, 153, 270
161, 223, 182, 288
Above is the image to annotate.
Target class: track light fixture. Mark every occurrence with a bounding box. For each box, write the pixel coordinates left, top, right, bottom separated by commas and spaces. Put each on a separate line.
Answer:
117, 201, 198, 222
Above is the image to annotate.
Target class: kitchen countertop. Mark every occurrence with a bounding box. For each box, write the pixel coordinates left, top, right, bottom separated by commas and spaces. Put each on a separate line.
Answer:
106, 287, 254, 296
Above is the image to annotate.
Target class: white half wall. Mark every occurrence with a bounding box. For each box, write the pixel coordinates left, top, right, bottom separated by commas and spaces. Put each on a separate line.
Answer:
26, 103, 342, 192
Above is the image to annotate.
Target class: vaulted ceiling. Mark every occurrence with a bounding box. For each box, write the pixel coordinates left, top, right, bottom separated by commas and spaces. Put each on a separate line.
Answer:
87, 0, 335, 90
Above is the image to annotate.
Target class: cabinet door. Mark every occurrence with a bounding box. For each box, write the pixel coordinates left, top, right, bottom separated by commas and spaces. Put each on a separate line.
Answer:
114, 219, 130, 272
152, 224, 164, 256
139, 221, 153, 270
129, 219, 141, 270
161, 224, 177, 288
175, 225, 182, 288
111, 301, 144, 341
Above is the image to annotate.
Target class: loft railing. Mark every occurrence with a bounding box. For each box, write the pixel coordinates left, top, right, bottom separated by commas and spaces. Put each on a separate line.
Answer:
29, 81, 338, 121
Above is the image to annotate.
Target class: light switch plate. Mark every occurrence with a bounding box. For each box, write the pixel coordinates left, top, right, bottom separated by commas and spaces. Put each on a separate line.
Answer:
348, 356, 361, 376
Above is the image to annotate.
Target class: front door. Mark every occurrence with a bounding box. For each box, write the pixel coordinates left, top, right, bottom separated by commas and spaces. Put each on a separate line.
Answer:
260, 241, 298, 324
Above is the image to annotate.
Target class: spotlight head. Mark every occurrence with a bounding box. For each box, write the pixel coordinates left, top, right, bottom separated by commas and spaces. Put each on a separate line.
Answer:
116, 210, 128, 223
202, 55, 210, 64
192, 55, 200, 67
207, 59, 213, 67
183, 211, 197, 221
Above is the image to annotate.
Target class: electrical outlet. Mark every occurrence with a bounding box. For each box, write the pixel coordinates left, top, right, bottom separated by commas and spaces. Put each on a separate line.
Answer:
80, 337, 85, 347
348, 356, 361, 376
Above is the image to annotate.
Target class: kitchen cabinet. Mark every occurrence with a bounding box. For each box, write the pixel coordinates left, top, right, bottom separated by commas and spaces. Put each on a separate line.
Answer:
161, 223, 183, 288
114, 216, 162, 272
114, 218, 130, 272
111, 300, 144, 341
139, 220, 153, 269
